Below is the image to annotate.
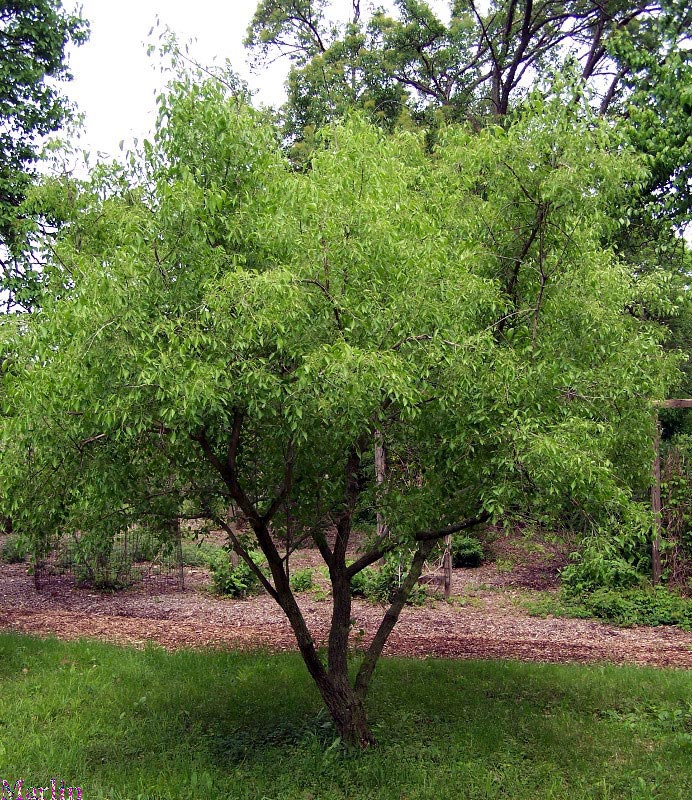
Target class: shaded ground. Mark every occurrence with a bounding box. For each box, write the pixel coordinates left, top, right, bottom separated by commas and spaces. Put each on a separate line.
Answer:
1, 531, 691, 668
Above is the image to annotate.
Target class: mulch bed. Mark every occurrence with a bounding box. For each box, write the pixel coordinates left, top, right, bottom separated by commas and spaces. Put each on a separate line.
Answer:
2, 549, 691, 668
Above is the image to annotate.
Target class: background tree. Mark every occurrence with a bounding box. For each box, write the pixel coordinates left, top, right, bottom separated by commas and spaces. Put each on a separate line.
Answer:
248, 0, 692, 522
0, 0, 88, 311
246, 2, 690, 138
0, 67, 678, 744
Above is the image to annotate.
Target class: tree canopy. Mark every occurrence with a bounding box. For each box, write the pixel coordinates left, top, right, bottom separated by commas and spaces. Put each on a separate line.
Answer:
0, 0, 88, 310
0, 65, 680, 742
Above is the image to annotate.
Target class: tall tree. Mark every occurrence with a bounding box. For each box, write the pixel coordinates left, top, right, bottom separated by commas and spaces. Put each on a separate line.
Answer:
0, 0, 88, 310
247, 1, 690, 127
0, 72, 677, 745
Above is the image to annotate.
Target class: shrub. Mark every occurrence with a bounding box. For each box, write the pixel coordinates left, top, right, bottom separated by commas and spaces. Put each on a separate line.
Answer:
128, 530, 163, 563
451, 535, 484, 568
525, 587, 692, 630
561, 546, 647, 594
560, 516, 651, 594
181, 539, 224, 567
349, 566, 373, 598
349, 553, 427, 605
582, 587, 692, 629
210, 552, 262, 598
289, 567, 314, 592
1, 534, 30, 564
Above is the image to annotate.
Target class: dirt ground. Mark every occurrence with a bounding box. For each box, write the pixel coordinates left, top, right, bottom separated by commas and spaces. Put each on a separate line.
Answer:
1, 534, 691, 669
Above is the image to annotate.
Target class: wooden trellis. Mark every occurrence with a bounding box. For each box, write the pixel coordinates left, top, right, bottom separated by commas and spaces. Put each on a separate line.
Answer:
651, 399, 692, 584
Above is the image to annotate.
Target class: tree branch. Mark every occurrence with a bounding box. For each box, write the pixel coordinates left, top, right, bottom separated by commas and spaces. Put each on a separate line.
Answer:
354, 539, 435, 697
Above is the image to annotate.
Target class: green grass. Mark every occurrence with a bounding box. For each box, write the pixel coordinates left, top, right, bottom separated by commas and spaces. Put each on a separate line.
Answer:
1, 633, 690, 799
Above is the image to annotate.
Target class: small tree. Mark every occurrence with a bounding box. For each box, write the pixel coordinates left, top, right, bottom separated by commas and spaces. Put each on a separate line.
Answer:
0, 71, 677, 746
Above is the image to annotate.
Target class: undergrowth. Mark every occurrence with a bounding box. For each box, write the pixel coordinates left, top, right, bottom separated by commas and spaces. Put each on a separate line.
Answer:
524, 587, 692, 630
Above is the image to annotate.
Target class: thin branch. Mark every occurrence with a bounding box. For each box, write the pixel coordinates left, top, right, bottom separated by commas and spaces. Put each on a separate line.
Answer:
346, 511, 489, 578
211, 513, 279, 601
354, 539, 435, 697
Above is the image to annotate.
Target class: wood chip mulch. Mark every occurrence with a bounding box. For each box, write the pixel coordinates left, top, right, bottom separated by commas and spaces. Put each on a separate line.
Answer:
1, 562, 691, 668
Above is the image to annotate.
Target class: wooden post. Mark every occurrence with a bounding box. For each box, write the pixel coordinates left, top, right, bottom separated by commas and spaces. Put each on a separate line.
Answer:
443, 534, 452, 600
176, 518, 184, 590
651, 400, 692, 586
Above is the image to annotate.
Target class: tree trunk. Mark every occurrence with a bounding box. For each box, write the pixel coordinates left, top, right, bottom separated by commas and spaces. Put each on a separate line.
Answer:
374, 430, 388, 541
318, 676, 376, 748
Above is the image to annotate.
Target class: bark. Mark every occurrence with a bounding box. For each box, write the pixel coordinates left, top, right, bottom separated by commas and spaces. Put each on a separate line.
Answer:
318, 676, 375, 748
193, 423, 484, 748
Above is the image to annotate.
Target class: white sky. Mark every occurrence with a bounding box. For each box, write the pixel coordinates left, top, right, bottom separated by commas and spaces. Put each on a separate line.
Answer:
64, 0, 290, 160
64, 1, 451, 161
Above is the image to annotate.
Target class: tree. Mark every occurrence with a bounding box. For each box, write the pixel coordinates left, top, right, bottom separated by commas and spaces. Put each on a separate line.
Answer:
248, 0, 692, 490
0, 0, 88, 310
0, 72, 678, 745
247, 2, 690, 128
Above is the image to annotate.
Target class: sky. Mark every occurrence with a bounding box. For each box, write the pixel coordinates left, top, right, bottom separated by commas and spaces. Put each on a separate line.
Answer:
63, 1, 451, 161
64, 0, 291, 160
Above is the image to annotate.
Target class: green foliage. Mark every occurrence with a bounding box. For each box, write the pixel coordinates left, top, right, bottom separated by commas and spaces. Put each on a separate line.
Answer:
209, 552, 262, 598
526, 587, 692, 631
52, 526, 176, 589
451, 535, 484, 568
560, 507, 654, 593
65, 533, 134, 590
350, 553, 427, 606
582, 588, 692, 630
180, 539, 225, 568
0, 64, 683, 740
2, 633, 692, 798
0, 0, 88, 308
663, 436, 692, 551
289, 567, 314, 592
0, 533, 29, 563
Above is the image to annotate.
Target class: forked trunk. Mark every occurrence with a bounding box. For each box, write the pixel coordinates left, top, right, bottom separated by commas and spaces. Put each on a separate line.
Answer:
318, 677, 376, 748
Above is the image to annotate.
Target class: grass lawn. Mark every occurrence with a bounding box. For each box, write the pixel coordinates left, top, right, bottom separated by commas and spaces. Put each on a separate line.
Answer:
0, 633, 690, 799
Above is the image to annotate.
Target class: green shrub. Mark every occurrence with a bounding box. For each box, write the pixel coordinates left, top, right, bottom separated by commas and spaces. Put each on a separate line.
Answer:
210, 552, 263, 598
128, 530, 163, 563
1, 533, 30, 564
451, 535, 484, 568
289, 567, 314, 592
561, 519, 651, 593
181, 539, 224, 567
349, 566, 373, 598
581, 587, 692, 629
526, 587, 692, 630
65, 534, 133, 589
349, 553, 427, 605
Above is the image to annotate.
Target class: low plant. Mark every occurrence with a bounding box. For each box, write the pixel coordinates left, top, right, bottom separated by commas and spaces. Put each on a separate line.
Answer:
349, 552, 427, 606
560, 514, 652, 593
289, 567, 314, 593
181, 539, 224, 568
451, 535, 484, 568
209, 551, 263, 598
525, 587, 692, 630
495, 557, 516, 573
0, 533, 30, 564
